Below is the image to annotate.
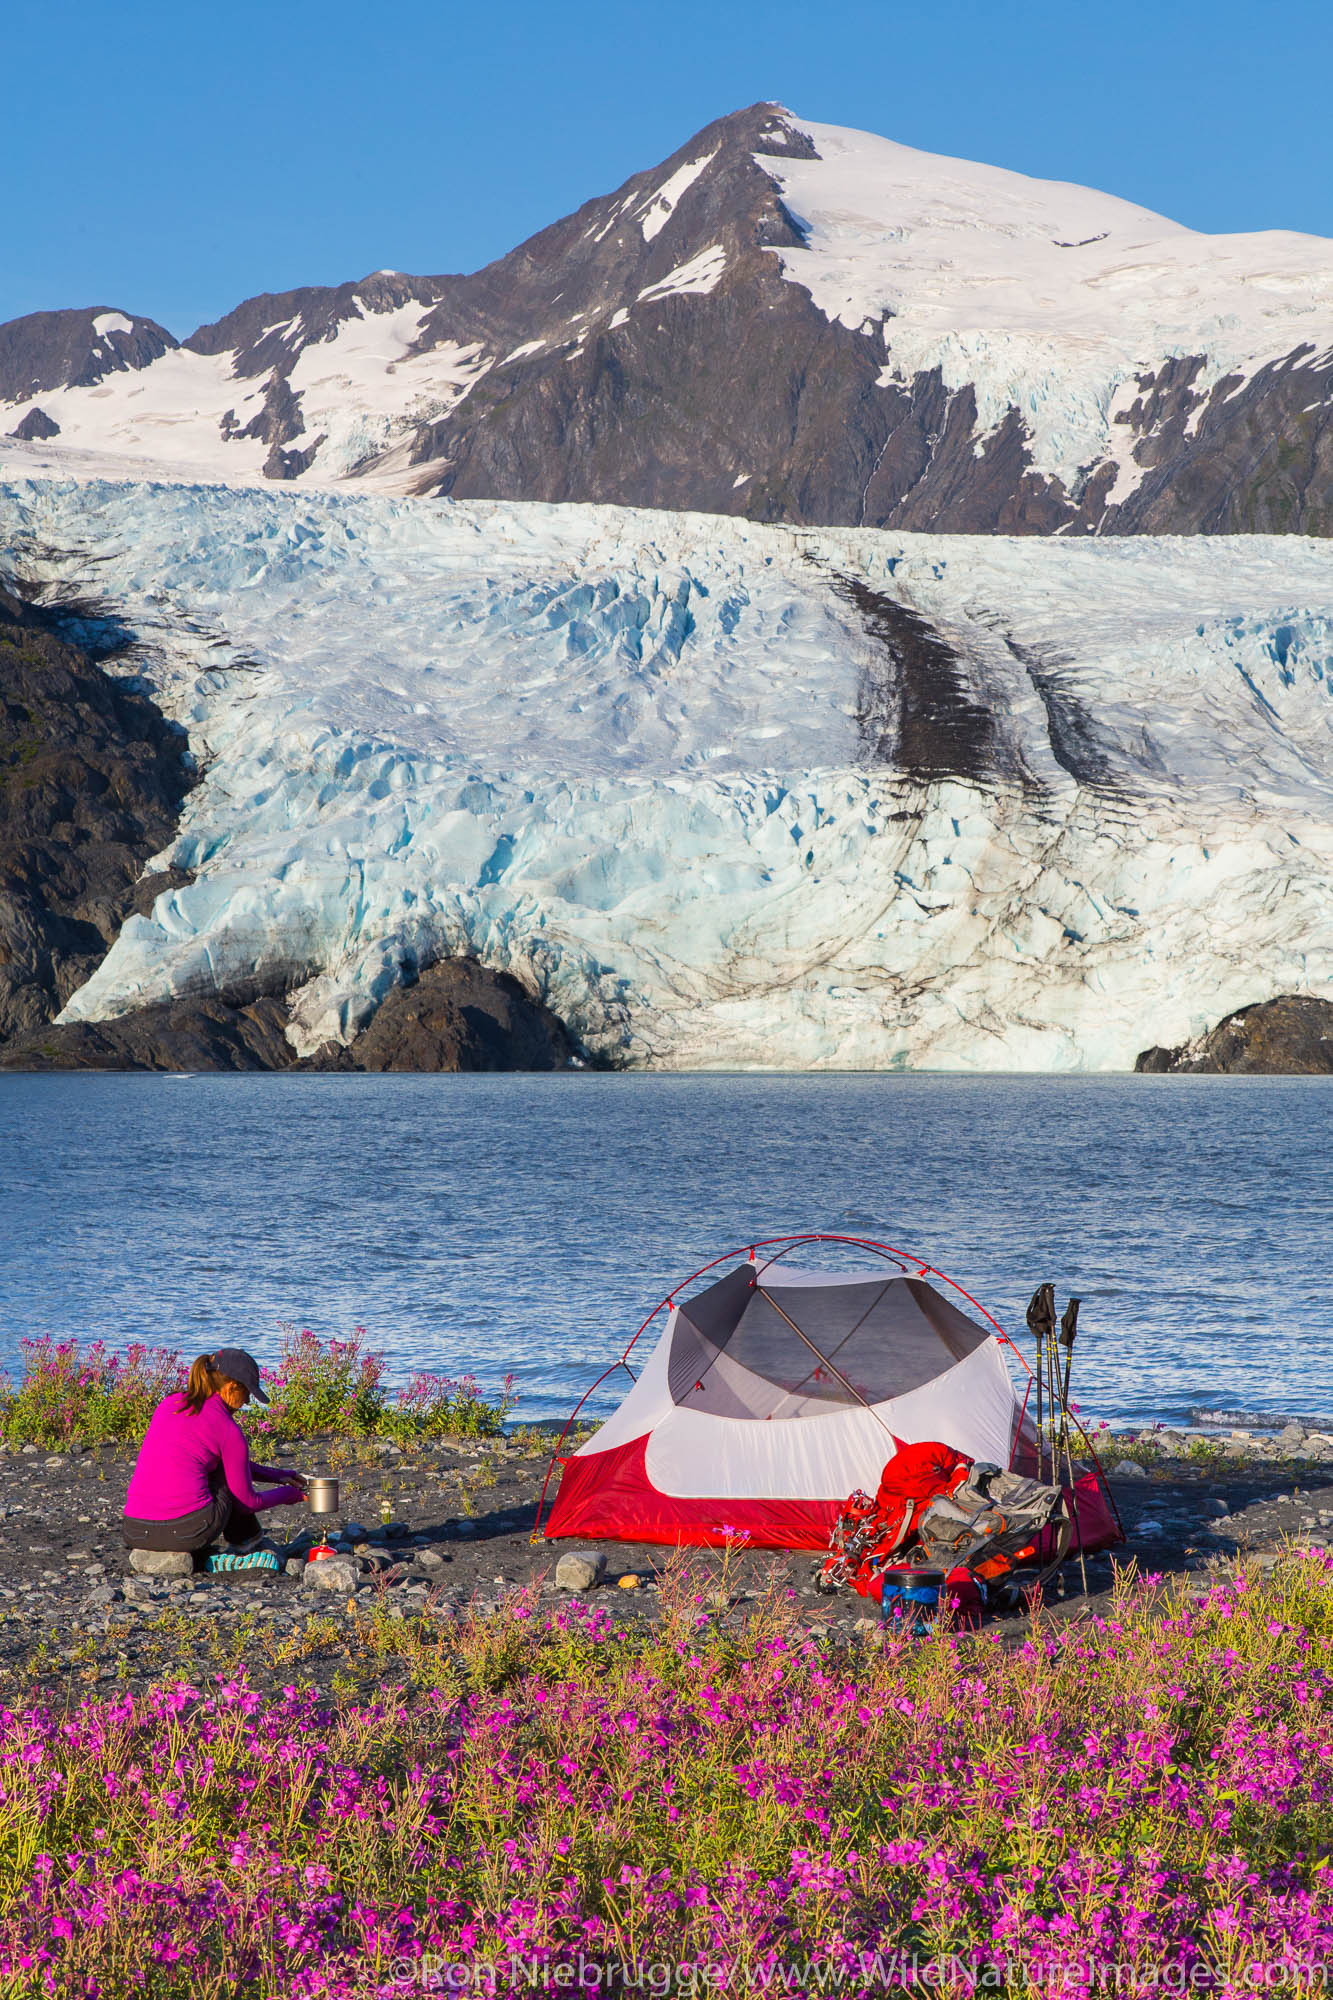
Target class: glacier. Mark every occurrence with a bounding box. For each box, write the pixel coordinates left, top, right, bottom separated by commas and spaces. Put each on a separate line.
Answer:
2, 474, 1332, 1070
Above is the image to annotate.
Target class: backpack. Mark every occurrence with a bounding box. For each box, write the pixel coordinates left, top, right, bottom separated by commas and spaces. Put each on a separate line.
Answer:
914, 1464, 1067, 1577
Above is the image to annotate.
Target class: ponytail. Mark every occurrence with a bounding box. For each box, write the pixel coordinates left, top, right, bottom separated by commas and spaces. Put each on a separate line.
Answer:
181, 1354, 225, 1416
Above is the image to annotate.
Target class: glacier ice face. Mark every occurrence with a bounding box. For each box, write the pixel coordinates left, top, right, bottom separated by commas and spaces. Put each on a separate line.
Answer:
3, 474, 1333, 1070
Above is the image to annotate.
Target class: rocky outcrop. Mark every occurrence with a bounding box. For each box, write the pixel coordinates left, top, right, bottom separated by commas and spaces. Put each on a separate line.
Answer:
0, 587, 193, 1046
8, 407, 59, 442
0, 307, 175, 402
1135, 996, 1333, 1074
1103, 349, 1333, 538
1, 987, 295, 1071
0, 959, 580, 1072
311, 958, 577, 1071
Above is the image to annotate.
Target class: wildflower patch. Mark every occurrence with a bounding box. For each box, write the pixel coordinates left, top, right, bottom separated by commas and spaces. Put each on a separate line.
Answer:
0, 1556, 1332, 1995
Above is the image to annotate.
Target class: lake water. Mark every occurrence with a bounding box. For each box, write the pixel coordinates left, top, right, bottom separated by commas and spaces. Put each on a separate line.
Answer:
0, 1072, 1329, 1431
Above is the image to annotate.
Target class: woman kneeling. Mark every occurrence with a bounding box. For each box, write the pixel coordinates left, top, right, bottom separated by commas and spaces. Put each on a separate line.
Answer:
123, 1347, 307, 1567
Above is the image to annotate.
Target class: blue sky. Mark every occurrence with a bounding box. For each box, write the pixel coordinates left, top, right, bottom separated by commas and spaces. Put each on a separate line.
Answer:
5, 0, 1331, 334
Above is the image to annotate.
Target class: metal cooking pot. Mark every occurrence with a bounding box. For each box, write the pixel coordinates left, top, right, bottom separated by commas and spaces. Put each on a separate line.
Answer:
306, 1477, 340, 1515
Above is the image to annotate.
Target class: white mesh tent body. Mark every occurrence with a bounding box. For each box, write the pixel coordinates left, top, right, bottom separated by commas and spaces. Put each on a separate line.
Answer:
544, 1253, 1031, 1550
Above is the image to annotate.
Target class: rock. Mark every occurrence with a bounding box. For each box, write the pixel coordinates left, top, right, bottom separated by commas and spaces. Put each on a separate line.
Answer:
0, 586, 195, 1055
85, 1585, 122, 1607
302, 1557, 358, 1592
284, 1558, 306, 1578
3, 985, 302, 1073
317, 957, 578, 1072
1136, 997, 1333, 1076
1208, 1498, 1230, 1517
8, 405, 60, 442
127, 1549, 193, 1577
555, 1551, 605, 1592
0, 952, 581, 1085
416, 1549, 445, 1569
1134, 1520, 1164, 1539
43, 1456, 66, 1468
341, 1522, 369, 1542
618, 1574, 642, 1591
0, 308, 176, 406
1111, 1460, 1149, 1480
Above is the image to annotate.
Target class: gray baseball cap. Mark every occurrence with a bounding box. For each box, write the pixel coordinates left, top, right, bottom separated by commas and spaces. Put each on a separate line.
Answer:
211, 1348, 270, 1404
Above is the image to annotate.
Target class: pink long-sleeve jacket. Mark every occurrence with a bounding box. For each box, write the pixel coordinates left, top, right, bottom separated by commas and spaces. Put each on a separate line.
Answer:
123, 1392, 304, 1520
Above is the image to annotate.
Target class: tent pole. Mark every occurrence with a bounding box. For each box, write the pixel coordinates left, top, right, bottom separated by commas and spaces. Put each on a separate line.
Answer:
755, 1287, 898, 1443
770, 1278, 897, 1408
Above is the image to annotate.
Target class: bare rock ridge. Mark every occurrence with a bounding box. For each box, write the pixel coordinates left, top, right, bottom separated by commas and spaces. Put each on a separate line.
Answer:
3, 105, 1332, 533
0, 595, 580, 1072
1136, 997, 1333, 1074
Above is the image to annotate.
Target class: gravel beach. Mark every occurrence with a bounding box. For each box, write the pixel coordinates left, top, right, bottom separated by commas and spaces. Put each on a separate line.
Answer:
4, 1423, 1333, 1702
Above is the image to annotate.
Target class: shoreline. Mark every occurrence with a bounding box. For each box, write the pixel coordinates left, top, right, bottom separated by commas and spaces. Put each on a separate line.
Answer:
5, 1423, 1333, 1704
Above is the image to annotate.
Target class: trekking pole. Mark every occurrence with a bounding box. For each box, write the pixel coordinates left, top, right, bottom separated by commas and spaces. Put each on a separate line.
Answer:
1056, 1297, 1089, 1595
1056, 1297, 1080, 1461
1025, 1284, 1055, 1482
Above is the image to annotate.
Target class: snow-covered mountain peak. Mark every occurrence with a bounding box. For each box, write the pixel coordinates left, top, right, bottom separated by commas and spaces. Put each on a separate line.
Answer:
761, 115, 1333, 489
764, 113, 1186, 258
3, 104, 1333, 536
764, 111, 1333, 324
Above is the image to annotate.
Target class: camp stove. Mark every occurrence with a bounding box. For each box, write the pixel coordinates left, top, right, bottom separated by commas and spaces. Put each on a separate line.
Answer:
305, 1476, 341, 1562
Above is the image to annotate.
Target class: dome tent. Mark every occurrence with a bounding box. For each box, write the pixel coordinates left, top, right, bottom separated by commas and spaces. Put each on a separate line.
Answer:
539, 1236, 1035, 1551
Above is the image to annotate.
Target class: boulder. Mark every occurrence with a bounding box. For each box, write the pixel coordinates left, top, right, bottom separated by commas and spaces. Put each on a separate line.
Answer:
302, 1556, 359, 1592
555, 1550, 605, 1592
1110, 1459, 1149, 1480
127, 1548, 193, 1577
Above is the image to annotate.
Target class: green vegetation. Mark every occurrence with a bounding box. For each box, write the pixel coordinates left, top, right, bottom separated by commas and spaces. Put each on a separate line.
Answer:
0, 1326, 516, 1450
